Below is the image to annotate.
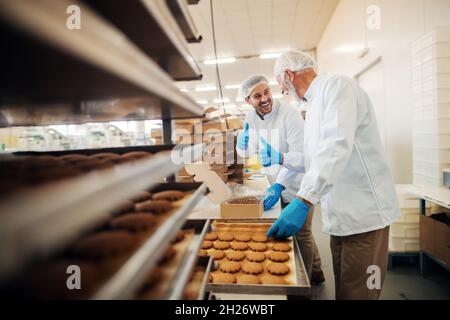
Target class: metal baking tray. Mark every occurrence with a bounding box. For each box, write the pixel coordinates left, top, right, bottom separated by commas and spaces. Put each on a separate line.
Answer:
205, 219, 311, 297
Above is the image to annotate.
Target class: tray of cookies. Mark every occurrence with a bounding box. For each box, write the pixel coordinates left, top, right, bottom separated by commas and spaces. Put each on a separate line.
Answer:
180, 256, 213, 300
202, 219, 310, 296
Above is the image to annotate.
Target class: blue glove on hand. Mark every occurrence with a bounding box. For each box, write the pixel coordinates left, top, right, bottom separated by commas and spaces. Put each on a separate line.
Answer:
237, 122, 250, 150
263, 183, 285, 210
266, 198, 309, 239
258, 137, 283, 167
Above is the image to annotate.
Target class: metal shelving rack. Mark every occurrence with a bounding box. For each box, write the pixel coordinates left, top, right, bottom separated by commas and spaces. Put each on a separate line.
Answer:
0, 0, 212, 299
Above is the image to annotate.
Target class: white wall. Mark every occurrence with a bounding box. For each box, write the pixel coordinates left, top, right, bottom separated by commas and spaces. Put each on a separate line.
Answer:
316, 0, 450, 183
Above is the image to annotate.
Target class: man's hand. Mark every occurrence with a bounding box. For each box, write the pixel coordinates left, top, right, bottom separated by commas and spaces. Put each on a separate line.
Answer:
236, 122, 250, 150
258, 137, 283, 167
266, 198, 309, 239
263, 183, 285, 210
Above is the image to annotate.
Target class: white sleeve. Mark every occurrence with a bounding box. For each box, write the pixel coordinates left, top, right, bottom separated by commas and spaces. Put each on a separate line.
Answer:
282, 108, 305, 173
275, 166, 297, 188
235, 113, 257, 159
297, 77, 358, 205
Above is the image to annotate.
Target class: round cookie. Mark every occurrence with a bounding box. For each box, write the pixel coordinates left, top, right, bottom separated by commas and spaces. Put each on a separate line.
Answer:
201, 241, 213, 249
130, 191, 152, 203
218, 233, 234, 242
109, 213, 158, 232
260, 274, 287, 285
226, 251, 246, 261
152, 190, 184, 202
121, 151, 152, 161
267, 263, 290, 276
214, 241, 231, 250
134, 200, 172, 214
204, 232, 218, 241
219, 261, 241, 273
210, 273, 236, 284
234, 234, 251, 242
231, 242, 249, 251
237, 274, 261, 285
272, 243, 291, 252
209, 250, 225, 260
268, 251, 290, 262
248, 242, 267, 252
198, 249, 208, 257
114, 200, 135, 214
171, 231, 185, 244
246, 252, 266, 263
252, 234, 268, 243
71, 231, 136, 259
242, 262, 264, 275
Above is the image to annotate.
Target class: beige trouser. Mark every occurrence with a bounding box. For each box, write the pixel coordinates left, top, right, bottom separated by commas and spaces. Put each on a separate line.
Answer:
330, 226, 390, 300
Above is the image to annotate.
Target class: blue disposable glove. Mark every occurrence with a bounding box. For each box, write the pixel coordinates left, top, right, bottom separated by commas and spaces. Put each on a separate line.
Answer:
263, 183, 285, 210
266, 198, 309, 239
258, 137, 283, 167
236, 122, 250, 150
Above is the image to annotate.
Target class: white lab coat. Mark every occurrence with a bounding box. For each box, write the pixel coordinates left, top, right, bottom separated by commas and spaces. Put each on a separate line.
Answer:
236, 99, 305, 203
292, 74, 400, 236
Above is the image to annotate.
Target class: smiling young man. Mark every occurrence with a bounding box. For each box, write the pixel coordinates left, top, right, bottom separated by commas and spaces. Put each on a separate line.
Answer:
235, 74, 324, 283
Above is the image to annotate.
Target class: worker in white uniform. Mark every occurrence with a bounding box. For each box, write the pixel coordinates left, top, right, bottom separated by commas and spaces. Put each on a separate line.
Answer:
236, 74, 324, 283
265, 50, 400, 299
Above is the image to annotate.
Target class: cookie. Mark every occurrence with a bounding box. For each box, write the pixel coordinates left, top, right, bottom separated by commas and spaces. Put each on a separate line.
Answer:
246, 252, 266, 263
268, 252, 290, 262
90, 153, 120, 161
272, 243, 291, 252
130, 191, 152, 202
198, 249, 208, 257
71, 231, 136, 259
267, 263, 290, 275
234, 234, 251, 242
260, 274, 286, 285
109, 213, 158, 232
242, 262, 264, 275
204, 232, 218, 241
226, 251, 246, 261
231, 242, 249, 251
248, 242, 267, 252
209, 250, 225, 260
121, 151, 152, 161
214, 241, 231, 250
134, 200, 172, 214
152, 190, 184, 201
114, 200, 135, 214
158, 246, 177, 265
218, 233, 234, 241
252, 234, 268, 243
201, 241, 213, 249
237, 274, 261, 285
171, 231, 185, 244
219, 261, 241, 273
210, 273, 236, 284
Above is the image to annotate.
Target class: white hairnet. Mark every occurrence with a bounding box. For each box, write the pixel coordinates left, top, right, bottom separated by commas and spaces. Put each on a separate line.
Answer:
274, 50, 317, 79
239, 74, 269, 99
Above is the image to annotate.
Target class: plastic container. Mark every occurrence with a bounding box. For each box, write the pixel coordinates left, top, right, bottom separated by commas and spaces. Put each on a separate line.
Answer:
389, 237, 420, 253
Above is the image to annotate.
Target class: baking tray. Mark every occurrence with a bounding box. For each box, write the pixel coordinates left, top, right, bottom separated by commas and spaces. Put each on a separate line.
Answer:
205, 219, 311, 297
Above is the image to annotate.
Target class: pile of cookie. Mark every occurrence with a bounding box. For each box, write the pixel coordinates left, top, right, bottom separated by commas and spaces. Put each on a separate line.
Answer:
200, 226, 294, 286
224, 196, 261, 205
0, 151, 153, 196
21, 189, 187, 299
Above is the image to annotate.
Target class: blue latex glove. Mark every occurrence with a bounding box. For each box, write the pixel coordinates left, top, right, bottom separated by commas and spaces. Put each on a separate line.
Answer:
263, 183, 285, 210
236, 122, 250, 150
258, 137, 283, 167
266, 198, 309, 239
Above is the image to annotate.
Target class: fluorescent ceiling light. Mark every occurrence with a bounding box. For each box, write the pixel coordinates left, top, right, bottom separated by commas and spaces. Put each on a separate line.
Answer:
272, 94, 283, 99
204, 57, 236, 65
236, 97, 245, 102
224, 104, 236, 109
196, 100, 208, 105
213, 97, 230, 103
195, 86, 216, 92
225, 84, 240, 90
179, 88, 189, 92
269, 80, 278, 85
333, 44, 365, 53
260, 52, 282, 59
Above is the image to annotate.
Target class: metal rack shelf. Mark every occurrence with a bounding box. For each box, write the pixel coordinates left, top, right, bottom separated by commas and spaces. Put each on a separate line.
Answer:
0, 0, 203, 127
0, 144, 203, 280
167, 0, 202, 43
92, 183, 208, 299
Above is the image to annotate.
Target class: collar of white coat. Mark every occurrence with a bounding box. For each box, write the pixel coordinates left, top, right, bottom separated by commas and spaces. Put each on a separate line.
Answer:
304, 74, 322, 102
254, 98, 280, 121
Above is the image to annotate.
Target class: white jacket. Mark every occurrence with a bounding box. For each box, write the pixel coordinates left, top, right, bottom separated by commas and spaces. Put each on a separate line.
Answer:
236, 99, 305, 202
294, 74, 400, 236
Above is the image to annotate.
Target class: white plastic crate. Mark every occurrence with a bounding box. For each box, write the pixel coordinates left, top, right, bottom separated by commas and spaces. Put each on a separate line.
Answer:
413, 159, 450, 179
413, 146, 450, 162
413, 171, 442, 187
389, 237, 420, 253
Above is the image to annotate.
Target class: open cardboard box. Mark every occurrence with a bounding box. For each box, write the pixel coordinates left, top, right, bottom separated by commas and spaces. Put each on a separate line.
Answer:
220, 196, 263, 219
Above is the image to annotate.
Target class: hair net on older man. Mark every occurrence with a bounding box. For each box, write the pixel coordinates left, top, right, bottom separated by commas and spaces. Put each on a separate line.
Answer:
274, 50, 317, 79
239, 74, 270, 99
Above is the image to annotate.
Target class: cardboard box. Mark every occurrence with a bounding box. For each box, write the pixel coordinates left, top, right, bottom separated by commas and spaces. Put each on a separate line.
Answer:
226, 117, 244, 130
220, 197, 263, 219
195, 120, 227, 133
150, 129, 162, 138
175, 122, 195, 134
175, 133, 194, 144
153, 137, 163, 145
420, 214, 450, 267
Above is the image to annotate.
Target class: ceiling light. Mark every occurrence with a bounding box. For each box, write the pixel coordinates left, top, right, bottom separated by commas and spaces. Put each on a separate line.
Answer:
196, 100, 208, 105
204, 57, 236, 65
213, 97, 230, 103
260, 52, 282, 59
269, 80, 278, 85
179, 88, 189, 92
236, 97, 245, 102
225, 84, 240, 90
272, 94, 283, 99
195, 86, 216, 92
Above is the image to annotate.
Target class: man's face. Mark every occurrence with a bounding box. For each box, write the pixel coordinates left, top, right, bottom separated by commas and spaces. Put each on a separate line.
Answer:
276, 70, 307, 103
245, 83, 273, 115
